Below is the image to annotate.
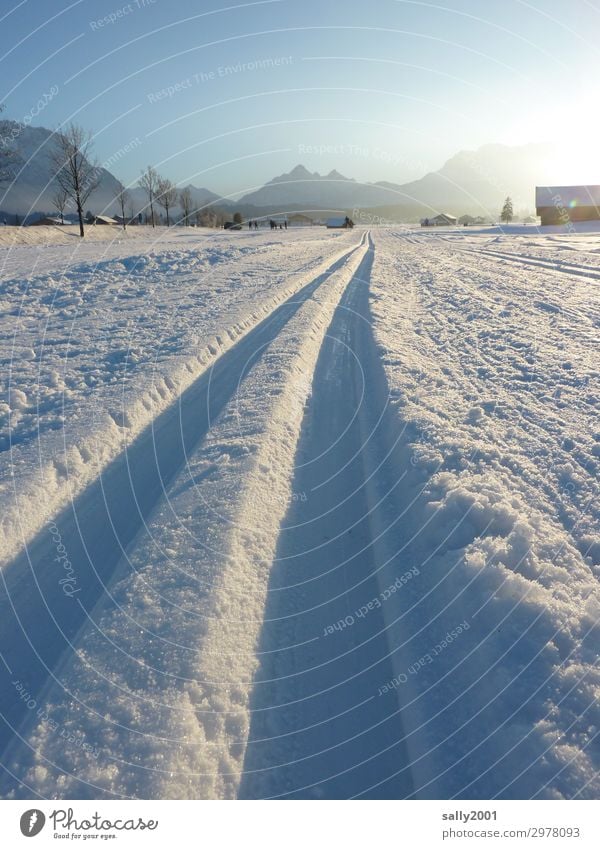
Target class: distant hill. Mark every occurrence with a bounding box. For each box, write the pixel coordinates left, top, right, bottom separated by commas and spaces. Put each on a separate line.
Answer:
392, 143, 554, 215
237, 164, 402, 209
0, 121, 123, 219
0, 122, 554, 222
238, 145, 554, 216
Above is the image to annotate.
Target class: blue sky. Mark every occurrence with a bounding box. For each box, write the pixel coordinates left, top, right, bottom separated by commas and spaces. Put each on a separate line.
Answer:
1, 0, 599, 195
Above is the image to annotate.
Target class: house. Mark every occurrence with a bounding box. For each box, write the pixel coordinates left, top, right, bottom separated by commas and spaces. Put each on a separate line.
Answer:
288, 213, 314, 226
91, 215, 118, 225
421, 213, 457, 227
536, 185, 600, 225
326, 216, 354, 228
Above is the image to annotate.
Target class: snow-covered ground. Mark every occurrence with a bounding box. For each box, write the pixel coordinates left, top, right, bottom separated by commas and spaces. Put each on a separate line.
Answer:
0, 226, 357, 565
364, 230, 600, 798
0, 226, 598, 800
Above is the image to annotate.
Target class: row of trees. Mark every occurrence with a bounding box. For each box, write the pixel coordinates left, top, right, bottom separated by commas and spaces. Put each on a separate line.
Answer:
51, 125, 196, 237
137, 166, 225, 228
138, 166, 178, 227
3, 112, 223, 237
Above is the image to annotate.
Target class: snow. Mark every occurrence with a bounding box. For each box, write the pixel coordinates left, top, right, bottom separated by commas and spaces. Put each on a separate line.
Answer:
0, 226, 358, 568
364, 230, 600, 798
0, 223, 145, 248
0, 225, 598, 800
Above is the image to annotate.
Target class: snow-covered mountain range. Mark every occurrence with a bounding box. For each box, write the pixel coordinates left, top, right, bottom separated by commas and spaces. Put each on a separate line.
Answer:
1, 121, 555, 219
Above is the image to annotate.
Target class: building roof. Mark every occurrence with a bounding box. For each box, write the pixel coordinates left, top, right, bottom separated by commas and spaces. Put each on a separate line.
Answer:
93, 215, 118, 225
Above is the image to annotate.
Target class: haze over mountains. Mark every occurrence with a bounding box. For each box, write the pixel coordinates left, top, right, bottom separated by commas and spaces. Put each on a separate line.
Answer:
1, 121, 555, 221
236, 145, 554, 215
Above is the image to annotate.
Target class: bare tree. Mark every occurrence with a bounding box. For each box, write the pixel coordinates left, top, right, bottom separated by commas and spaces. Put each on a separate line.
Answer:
138, 165, 159, 227
157, 177, 177, 227
179, 186, 193, 226
50, 123, 100, 237
51, 187, 68, 224
115, 181, 129, 231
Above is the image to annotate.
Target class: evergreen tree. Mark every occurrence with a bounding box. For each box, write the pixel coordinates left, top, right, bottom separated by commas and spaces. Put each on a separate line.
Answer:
501, 196, 514, 224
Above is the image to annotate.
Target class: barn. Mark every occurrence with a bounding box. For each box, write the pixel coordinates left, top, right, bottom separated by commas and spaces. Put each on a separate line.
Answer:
536, 185, 600, 226
421, 213, 457, 227
91, 215, 118, 226
288, 213, 314, 226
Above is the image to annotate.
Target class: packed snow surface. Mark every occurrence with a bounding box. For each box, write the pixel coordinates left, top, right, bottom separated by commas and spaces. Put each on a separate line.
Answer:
0, 225, 598, 800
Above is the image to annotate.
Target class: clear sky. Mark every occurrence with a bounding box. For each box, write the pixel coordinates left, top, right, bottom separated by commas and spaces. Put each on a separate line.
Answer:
1, 0, 599, 196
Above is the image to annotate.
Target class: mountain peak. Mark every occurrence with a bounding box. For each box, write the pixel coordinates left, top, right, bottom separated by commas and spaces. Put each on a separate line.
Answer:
325, 169, 351, 181
288, 164, 313, 177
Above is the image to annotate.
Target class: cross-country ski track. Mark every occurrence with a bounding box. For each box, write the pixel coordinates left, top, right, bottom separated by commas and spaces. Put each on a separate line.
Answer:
1, 227, 599, 801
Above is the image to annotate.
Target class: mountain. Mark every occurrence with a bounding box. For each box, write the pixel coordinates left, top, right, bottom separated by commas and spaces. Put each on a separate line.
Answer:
0, 122, 555, 221
392, 143, 554, 214
0, 122, 228, 220
0, 121, 124, 218
238, 164, 398, 209
238, 145, 554, 215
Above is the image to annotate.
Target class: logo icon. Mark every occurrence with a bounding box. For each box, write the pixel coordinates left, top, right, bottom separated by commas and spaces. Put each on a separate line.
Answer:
20, 810, 45, 837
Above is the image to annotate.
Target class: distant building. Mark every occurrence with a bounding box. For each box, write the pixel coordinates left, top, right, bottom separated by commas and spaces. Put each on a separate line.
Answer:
536, 185, 600, 225
326, 216, 354, 228
421, 213, 457, 227
91, 215, 118, 225
288, 213, 314, 226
